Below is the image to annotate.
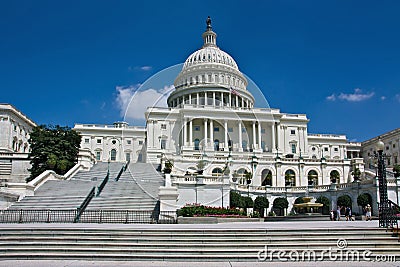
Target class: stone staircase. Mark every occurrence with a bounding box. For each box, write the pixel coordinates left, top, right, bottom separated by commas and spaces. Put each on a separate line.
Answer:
85, 163, 163, 211
8, 180, 97, 210
71, 162, 123, 182
0, 225, 398, 261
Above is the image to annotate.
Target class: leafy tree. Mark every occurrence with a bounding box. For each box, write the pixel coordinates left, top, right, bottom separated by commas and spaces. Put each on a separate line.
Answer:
254, 196, 269, 217
394, 164, 400, 178
294, 197, 305, 204
352, 168, 361, 180
273, 197, 288, 215
230, 191, 243, 208
357, 193, 372, 207
240, 196, 254, 209
337, 195, 352, 208
316, 195, 330, 214
27, 125, 81, 181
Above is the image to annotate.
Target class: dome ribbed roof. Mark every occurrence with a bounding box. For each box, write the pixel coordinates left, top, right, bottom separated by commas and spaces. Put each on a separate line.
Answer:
183, 46, 239, 70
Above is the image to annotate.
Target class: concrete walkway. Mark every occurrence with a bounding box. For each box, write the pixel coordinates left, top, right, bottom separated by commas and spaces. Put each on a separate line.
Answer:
0, 219, 380, 230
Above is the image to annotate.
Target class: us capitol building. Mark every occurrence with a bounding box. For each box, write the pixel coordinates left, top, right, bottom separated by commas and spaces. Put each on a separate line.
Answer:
2, 18, 399, 213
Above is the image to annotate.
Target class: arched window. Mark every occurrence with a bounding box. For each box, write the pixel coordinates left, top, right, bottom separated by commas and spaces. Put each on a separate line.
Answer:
194, 139, 200, 151
110, 149, 117, 161
261, 169, 272, 186
236, 168, 248, 185
330, 170, 340, 183
214, 139, 219, 151
307, 170, 318, 186
212, 168, 223, 177
285, 169, 296, 187
242, 140, 248, 151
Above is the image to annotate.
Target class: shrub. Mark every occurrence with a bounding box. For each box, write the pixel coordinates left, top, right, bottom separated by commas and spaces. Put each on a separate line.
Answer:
273, 197, 289, 210
241, 196, 254, 209
337, 195, 352, 208
177, 204, 246, 217
230, 191, 242, 208
254, 196, 269, 217
316, 195, 330, 215
357, 193, 372, 207
294, 197, 305, 204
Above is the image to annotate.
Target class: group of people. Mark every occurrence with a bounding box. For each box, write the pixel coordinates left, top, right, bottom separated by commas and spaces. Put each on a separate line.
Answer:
330, 204, 372, 221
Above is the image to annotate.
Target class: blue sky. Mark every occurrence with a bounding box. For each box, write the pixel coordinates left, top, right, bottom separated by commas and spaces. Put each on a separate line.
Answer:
1, 1, 399, 142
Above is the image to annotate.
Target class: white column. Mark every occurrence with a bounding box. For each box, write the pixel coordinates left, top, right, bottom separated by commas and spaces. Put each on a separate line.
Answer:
189, 119, 193, 148
239, 122, 243, 151
252, 121, 256, 150
189, 94, 192, 104
204, 119, 208, 144
182, 96, 185, 106
221, 92, 224, 106
246, 99, 249, 108
271, 123, 276, 152
213, 92, 216, 106
236, 95, 239, 108
241, 97, 244, 107
183, 119, 187, 147
258, 122, 262, 150
228, 92, 231, 107
204, 92, 208, 106
210, 120, 214, 147
197, 93, 200, 106
224, 120, 228, 149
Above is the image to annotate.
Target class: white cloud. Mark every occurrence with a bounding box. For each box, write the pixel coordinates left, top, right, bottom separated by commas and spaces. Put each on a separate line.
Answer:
128, 66, 153, 72
115, 84, 174, 121
326, 94, 336, 101
140, 66, 152, 71
396, 94, 400, 102
337, 88, 374, 102
380, 96, 386, 101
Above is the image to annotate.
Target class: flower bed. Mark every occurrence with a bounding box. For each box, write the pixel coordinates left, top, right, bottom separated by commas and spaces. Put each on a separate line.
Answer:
177, 204, 246, 217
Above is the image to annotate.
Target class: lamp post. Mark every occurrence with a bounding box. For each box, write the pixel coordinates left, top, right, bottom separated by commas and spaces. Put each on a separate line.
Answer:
375, 138, 390, 227
249, 152, 258, 197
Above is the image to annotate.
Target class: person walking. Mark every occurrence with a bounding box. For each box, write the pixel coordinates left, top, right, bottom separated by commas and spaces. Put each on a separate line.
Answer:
365, 204, 372, 221
337, 206, 341, 221
345, 206, 352, 221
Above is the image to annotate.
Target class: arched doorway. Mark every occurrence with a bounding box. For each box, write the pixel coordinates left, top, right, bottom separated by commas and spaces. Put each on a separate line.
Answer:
307, 170, 318, 186
261, 169, 272, 186
194, 139, 200, 150
285, 169, 296, 187
330, 170, 340, 183
214, 139, 219, 151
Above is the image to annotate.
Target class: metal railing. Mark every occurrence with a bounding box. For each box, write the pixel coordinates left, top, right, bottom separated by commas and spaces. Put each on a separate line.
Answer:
387, 200, 400, 238
74, 186, 96, 223
115, 167, 124, 182
0, 209, 177, 224
96, 172, 109, 196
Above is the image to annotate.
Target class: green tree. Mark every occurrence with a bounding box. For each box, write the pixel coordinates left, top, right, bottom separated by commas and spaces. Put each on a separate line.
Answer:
393, 164, 400, 178
254, 196, 269, 217
357, 193, 372, 208
28, 125, 81, 181
316, 195, 330, 215
273, 197, 288, 216
240, 196, 254, 209
230, 191, 243, 208
352, 168, 361, 180
294, 197, 305, 204
337, 195, 352, 208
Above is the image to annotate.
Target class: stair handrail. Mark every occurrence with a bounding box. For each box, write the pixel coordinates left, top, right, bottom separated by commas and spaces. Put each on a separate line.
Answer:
96, 172, 109, 196
115, 166, 124, 182
124, 160, 130, 172
74, 186, 95, 223
386, 200, 399, 238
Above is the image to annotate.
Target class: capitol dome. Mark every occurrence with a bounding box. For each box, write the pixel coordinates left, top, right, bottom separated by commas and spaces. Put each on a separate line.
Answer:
168, 17, 254, 109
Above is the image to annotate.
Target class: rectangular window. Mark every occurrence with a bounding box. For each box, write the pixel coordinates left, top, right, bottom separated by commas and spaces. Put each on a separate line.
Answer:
96, 151, 101, 161
324, 147, 328, 152
127, 140, 131, 145
242, 127, 246, 133
194, 126, 200, 131
334, 148, 338, 152
261, 128, 266, 134
161, 139, 166, 149
97, 139, 102, 144
291, 144, 296, 153
161, 124, 167, 130
84, 138, 89, 144
214, 127, 219, 132
138, 140, 143, 145
228, 127, 233, 132
290, 130, 296, 135
125, 153, 131, 162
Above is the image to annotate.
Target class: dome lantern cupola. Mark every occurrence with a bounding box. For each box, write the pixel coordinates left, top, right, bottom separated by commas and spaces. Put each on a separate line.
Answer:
202, 16, 217, 48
